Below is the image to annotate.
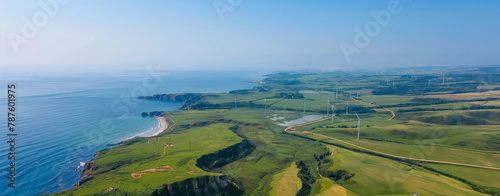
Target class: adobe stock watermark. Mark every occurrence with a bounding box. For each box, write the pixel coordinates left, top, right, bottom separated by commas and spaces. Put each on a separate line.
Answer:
7, 0, 70, 54
340, 0, 409, 63
48, 65, 165, 189
213, 0, 244, 21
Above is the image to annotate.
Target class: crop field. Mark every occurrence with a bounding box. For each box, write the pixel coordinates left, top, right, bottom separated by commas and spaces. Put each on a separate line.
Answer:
325, 146, 489, 196
421, 90, 500, 100
422, 163, 500, 190
269, 163, 302, 196
357, 95, 416, 106
57, 66, 500, 196
313, 178, 354, 196
300, 128, 500, 168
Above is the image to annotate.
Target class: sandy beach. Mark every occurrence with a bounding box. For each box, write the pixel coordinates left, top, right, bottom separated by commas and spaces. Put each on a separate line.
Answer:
152, 116, 169, 136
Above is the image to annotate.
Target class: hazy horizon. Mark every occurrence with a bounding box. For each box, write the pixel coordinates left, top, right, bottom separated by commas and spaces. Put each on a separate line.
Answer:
2, 1, 500, 74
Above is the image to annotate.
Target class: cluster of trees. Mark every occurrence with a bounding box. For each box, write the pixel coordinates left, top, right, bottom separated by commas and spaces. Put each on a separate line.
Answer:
316, 153, 355, 182
295, 160, 315, 196
217, 119, 259, 126
140, 111, 164, 117
266, 79, 303, 85
295, 146, 356, 196
229, 89, 254, 94
364, 137, 405, 144
273, 92, 305, 99
196, 140, 255, 171
151, 175, 244, 196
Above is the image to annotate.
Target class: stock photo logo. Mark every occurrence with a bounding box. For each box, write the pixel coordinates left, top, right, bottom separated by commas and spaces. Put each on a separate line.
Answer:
340, 0, 405, 63
7, 0, 70, 53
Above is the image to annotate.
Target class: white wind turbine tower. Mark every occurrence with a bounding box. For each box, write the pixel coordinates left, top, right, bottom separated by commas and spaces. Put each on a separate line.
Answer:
331, 103, 335, 123
345, 101, 349, 114
355, 113, 365, 140
356, 90, 359, 98
264, 99, 267, 114
234, 99, 237, 113
335, 88, 338, 99
326, 99, 330, 117
303, 99, 306, 115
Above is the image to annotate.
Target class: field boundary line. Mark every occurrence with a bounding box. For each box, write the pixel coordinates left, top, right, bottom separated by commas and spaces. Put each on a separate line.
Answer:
284, 118, 500, 171
351, 98, 395, 120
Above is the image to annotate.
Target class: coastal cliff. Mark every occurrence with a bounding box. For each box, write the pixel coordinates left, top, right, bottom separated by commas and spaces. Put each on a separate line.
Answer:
74, 152, 99, 187
151, 175, 243, 196
139, 93, 206, 110
139, 93, 263, 111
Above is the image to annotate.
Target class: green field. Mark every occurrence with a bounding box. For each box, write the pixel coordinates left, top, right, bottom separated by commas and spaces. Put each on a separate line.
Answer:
422, 163, 500, 190
326, 146, 488, 196
53, 123, 242, 195
269, 163, 302, 196
56, 66, 500, 196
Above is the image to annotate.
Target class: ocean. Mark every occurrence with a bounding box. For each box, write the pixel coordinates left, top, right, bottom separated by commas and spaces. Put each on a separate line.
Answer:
0, 70, 262, 196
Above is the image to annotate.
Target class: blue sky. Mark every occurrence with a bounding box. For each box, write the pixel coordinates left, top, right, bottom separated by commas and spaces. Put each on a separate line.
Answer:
1, 0, 499, 74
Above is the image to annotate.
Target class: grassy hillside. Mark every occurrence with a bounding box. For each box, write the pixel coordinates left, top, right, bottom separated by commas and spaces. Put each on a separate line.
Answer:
269, 163, 302, 196
56, 66, 500, 195
52, 123, 243, 195
326, 146, 488, 196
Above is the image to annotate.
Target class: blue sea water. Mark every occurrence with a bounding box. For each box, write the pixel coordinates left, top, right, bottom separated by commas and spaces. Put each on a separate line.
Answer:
0, 70, 262, 196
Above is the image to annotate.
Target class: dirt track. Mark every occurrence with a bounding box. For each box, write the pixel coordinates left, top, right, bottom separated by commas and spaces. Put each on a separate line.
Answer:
131, 165, 176, 178
351, 98, 395, 120
284, 118, 500, 171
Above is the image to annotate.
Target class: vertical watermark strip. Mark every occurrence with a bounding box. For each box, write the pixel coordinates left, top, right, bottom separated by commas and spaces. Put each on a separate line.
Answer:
6, 83, 17, 188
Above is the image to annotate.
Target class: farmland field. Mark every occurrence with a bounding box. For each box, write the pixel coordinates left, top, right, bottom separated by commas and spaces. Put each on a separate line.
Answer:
55, 66, 500, 196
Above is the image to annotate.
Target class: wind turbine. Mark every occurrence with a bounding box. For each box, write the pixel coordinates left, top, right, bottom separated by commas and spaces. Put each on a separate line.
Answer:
234, 99, 237, 113
355, 113, 365, 140
356, 90, 359, 98
326, 99, 330, 117
303, 99, 306, 115
331, 103, 335, 123
346, 101, 349, 114
335, 88, 338, 99
264, 98, 267, 114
